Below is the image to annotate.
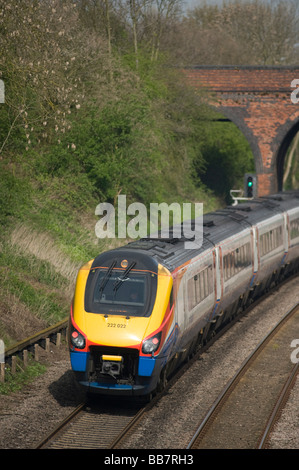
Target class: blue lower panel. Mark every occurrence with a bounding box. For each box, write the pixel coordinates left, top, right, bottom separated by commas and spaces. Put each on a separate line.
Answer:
70, 351, 89, 371
80, 381, 147, 396
88, 382, 138, 391
138, 356, 156, 376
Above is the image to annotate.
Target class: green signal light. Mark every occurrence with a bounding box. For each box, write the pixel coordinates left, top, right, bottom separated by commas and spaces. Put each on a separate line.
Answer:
245, 174, 255, 198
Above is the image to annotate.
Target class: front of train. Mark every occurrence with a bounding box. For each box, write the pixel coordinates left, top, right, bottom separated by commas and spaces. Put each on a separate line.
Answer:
69, 248, 174, 396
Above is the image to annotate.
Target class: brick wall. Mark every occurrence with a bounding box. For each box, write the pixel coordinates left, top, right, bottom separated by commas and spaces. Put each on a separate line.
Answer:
183, 66, 299, 195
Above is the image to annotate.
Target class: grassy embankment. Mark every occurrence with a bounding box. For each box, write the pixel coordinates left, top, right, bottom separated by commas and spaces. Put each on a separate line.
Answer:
0, 158, 220, 350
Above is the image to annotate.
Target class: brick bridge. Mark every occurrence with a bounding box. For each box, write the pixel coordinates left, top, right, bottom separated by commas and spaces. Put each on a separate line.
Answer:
183, 66, 299, 196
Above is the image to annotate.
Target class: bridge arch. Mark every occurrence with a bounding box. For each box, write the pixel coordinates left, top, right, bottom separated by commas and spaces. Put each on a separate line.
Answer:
183, 66, 299, 196
212, 105, 263, 175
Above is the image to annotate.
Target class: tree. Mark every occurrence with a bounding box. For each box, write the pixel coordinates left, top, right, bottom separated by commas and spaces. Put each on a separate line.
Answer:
162, 0, 299, 66
142, 0, 183, 62
0, 0, 110, 154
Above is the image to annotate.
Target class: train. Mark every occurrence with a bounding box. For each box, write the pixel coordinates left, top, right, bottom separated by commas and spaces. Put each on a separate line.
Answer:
69, 191, 299, 398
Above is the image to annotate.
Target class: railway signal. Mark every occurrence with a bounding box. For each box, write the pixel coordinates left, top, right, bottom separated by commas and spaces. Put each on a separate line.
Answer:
244, 173, 256, 198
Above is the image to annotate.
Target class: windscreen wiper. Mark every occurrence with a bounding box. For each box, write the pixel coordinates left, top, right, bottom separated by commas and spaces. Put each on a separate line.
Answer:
113, 261, 136, 293
98, 259, 117, 297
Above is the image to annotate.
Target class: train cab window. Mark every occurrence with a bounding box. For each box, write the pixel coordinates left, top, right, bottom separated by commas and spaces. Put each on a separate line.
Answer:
85, 267, 157, 317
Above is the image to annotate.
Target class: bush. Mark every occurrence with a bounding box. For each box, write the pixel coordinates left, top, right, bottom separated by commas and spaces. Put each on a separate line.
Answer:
0, 167, 31, 225
195, 121, 255, 203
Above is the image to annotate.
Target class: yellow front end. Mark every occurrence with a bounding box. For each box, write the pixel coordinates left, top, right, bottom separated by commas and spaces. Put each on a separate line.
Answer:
69, 255, 173, 396
71, 261, 172, 349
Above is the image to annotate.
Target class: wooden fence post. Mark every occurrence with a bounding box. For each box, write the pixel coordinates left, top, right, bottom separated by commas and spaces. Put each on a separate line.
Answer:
23, 349, 28, 368
34, 343, 39, 362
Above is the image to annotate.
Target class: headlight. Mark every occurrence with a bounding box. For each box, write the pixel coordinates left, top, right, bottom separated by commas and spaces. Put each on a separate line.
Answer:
70, 328, 86, 349
142, 332, 162, 355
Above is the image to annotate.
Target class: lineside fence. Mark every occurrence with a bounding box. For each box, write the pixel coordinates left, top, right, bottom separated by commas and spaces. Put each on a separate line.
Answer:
0, 319, 68, 383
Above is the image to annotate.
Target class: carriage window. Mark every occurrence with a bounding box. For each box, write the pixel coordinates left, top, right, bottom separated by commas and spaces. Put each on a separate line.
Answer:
290, 218, 299, 240
195, 274, 201, 304
223, 242, 251, 281
188, 265, 213, 311
188, 278, 196, 311
259, 226, 283, 257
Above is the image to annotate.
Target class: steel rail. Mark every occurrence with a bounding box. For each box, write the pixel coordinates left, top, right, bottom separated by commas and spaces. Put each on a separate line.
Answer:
108, 406, 147, 449
186, 301, 299, 449
36, 401, 145, 449
257, 361, 299, 449
35, 403, 85, 449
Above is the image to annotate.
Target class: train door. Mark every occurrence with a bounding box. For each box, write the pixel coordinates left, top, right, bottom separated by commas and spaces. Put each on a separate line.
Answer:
174, 268, 186, 337
211, 246, 222, 317
283, 212, 289, 260
252, 227, 259, 276
215, 246, 222, 304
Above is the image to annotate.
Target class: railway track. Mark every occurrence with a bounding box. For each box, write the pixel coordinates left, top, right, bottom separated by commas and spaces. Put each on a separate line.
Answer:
258, 360, 299, 449
36, 284, 299, 450
187, 302, 299, 449
35, 303, 250, 449
2, 299, 241, 449
2, 277, 298, 449
36, 399, 145, 449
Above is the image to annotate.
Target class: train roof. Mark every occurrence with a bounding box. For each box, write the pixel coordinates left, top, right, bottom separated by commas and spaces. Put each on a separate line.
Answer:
260, 191, 299, 212
109, 191, 299, 272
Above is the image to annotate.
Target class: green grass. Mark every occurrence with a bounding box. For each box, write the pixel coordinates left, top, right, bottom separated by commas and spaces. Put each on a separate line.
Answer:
0, 243, 70, 324
0, 358, 47, 395
0, 241, 68, 289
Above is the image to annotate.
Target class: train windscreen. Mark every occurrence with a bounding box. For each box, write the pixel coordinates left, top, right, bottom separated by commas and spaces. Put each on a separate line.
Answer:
85, 265, 157, 317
